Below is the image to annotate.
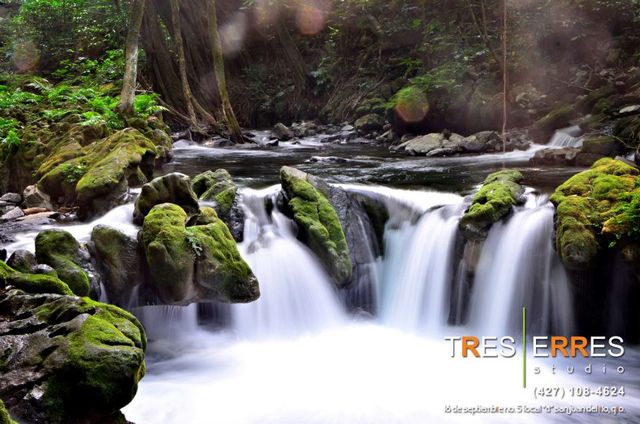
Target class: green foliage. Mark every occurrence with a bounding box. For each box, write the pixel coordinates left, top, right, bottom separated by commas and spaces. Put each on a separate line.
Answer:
60, 163, 87, 184
134, 94, 168, 117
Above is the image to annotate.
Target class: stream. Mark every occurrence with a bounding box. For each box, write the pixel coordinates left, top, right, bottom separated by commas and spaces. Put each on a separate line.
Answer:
6, 134, 640, 423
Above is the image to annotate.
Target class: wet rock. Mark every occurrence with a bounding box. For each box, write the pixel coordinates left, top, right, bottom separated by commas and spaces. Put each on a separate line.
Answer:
530, 104, 577, 143
6, 250, 37, 274
0, 193, 21, 204
133, 173, 200, 225
141, 203, 259, 304
291, 121, 318, 138
459, 170, 525, 240
192, 170, 244, 240
530, 148, 579, 166
91, 225, 142, 307
0, 289, 146, 424
551, 158, 640, 269
273, 123, 294, 141
35, 229, 90, 296
0, 207, 24, 221
580, 135, 624, 157
22, 185, 53, 210
280, 166, 353, 287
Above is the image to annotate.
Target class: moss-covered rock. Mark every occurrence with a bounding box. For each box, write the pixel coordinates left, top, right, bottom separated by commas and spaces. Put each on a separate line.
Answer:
580, 135, 624, 157
37, 128, 158, 219
0, 291, 145, 423
142, 203, 259, 304
0, 399, 15, 424
550, 158, 640, 269
531, 104, 577, 143
91, 225, 142, 306
193, 169, 238, 219
133, 173, 200, 225
1, 259, 71, 296
35, 229, 90, 296
459, 170, 525, 240
280, 166, 352, 286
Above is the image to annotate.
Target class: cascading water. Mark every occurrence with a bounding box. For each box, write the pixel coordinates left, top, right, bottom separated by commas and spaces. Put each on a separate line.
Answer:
232, 186, 345, 337
469, 194, 574, 337
379, 203, 464, 333
548, 125, 583, 148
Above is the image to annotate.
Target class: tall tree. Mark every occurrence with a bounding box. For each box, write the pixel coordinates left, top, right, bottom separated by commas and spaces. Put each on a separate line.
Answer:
207, 0, 243, 143
117, 0, 147, 117
170, 0, 216, 128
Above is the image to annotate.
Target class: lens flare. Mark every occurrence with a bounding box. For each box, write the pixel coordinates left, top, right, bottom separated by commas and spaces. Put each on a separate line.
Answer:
295, 3, 326, 35
13, 40, 39, 72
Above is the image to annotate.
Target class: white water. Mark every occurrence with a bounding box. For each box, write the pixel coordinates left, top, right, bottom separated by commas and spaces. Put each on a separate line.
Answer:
469, 196, 574, 337
548, 125, 583, 148
232, 186, 345, 337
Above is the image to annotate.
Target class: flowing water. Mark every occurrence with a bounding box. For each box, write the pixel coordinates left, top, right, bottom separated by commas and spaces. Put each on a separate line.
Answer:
548, 126, 583, 148
4, 137, 638, 422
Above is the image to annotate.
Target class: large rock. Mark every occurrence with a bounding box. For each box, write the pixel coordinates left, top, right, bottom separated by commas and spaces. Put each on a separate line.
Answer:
22, 185, 53, 210
35, 230, 90, 296
141, 203, 259, 304
0, 193, 21, 205
354, 113, 385, 133
530, 104, 577, 143
0, 260, 72, 296
580, 135, 624, 157
37, 129, 158, 220
133, 173, 200, 225
91, 225, 142, 307
0, 208, 24, 221
550, 158, 640, 269
280, 167, 353, 286
459, 170, 525, 240
192, 169, 237, 218
0, 288, 145, 424
397, 133, 444, 155
273, 123, 294, 141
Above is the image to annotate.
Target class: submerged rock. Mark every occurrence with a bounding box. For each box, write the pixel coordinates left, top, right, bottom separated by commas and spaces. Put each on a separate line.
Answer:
0, 288, 145, 424
280, 166, 353, 287
550, 158, 640, 269
133, 173, 200, 225
141, 203, 259, 304
459, 170, 525, 240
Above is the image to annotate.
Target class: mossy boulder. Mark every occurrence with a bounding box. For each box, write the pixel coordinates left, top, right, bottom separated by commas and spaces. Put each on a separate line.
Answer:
550, 158, 640, 269
280, 166, 352, 286
37, 128, 158, 219
35, 229, 90, 296
0, 399, 15, 424
460, 170, 525, 240
192, 169, 238, 219
0, 260, 72, 296
531, 104, 577, 143
0, 291, 145, 424
141, 203, 259, 304
133, 173, 200, 225
90, 225, 142, 307
580, 135, 624, 157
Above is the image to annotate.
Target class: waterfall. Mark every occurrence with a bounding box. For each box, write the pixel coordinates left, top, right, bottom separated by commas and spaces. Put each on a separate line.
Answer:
469, 196, 574, 336
136, 304, 199, 340
379, 204, 463, 334
548, 125, 583, 148
232, 186, 345, 337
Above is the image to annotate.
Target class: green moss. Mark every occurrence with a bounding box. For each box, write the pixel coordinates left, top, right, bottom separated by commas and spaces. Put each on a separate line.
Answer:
0, 399, 16, 424
195, 169, 238, 218
41, 297, 146, 422
0, 260, 72, 295
142, 203, 258, 303
459, 170, 525, 239
134, 173, 200, 225
190, 207, 219, 226
551, 158, 640, 269
280, 168, 352, 286
35, 229, 90, 296
532, 104, 577, 142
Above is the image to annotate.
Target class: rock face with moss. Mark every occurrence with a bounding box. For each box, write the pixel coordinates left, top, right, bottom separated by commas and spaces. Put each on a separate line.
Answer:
280, 166, 352, 286
133, 173, 200, 225
0, 260, 72, 296
35, 230, 92, 296
90, 225, 142, 307
550, 158, 640, 269
459, 170, 525, 240
192, 169, 245, 241
37, 128, 159, 220
0, 287, 146, 424
0, 399, 15, 424
141, 203, 259, 304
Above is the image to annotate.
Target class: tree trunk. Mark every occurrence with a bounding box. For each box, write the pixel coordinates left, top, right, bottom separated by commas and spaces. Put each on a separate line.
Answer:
207, 0, 243, 143
117, 0, 146, 117
170, 0, 198, 126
